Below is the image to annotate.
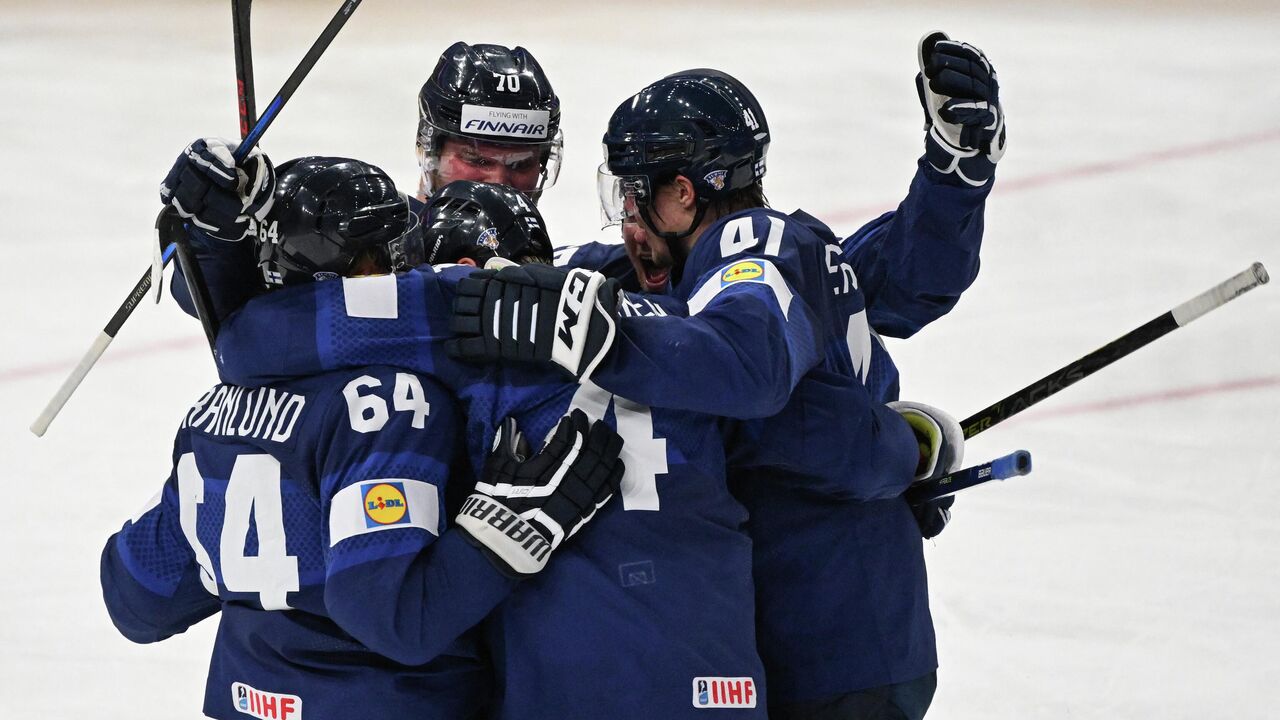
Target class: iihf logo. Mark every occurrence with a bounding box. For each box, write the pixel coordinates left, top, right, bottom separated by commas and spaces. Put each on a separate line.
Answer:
692, 677, 757, 708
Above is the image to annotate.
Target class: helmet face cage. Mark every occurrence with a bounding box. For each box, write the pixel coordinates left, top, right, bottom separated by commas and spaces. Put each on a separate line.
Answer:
415, 42, 563, 202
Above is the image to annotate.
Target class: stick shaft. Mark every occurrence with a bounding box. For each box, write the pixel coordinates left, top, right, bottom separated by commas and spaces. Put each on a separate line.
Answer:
232, 0, 256, 138
961, 263, 1269, 438
906, 450, 1033, 504
29, 248, 174, 437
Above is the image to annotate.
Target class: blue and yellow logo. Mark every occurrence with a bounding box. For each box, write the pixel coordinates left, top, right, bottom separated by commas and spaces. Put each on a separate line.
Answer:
362, 482, 410, 528
720, 260, 765, 286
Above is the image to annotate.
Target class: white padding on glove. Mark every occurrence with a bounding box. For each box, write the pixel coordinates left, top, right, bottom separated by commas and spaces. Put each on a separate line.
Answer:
889, 400, 965, 481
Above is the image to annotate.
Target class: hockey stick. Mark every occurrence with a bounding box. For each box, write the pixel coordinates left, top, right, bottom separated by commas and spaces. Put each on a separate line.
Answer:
30, 0, 363, 437
905, 450, 1032, 505
171, 0, 263, 352
960, 262, 1269, 439
233, 0, 257, 139
180, 0, 363, 350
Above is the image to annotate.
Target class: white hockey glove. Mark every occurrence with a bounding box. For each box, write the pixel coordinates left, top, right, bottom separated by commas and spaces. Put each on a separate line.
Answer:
889, 400, 965, 482
448, 265, 621, 381
916, 32, 1006, 187
456, 410, 624, 578
159, 137, 276, 242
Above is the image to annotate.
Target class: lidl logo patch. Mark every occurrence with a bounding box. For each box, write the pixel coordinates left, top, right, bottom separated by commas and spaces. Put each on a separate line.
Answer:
363, 482, 410, 528
720, 260, 765, 286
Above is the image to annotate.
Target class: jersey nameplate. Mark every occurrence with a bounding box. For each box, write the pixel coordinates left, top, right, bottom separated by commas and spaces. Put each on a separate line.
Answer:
184, 386, 307, 443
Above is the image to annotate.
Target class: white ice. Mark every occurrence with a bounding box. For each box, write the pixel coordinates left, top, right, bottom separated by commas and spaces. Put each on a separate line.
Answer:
2, 1, 1278, 717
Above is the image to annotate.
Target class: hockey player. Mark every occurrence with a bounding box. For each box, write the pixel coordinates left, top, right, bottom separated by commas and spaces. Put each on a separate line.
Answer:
103, 158, 626, 720
415, 41, 563, 201
161, 41, 561, 322
159, 174, 778, 717
449, 32, 1003, 719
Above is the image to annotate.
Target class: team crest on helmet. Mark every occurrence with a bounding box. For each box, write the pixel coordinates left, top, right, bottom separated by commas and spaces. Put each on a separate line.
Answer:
312, 271, 340, 282
703, 169, 728, 191
475, 227, 500, 251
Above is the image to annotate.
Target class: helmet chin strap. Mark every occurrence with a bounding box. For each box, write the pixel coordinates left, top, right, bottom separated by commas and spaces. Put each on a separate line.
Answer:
637, 199, 709, 289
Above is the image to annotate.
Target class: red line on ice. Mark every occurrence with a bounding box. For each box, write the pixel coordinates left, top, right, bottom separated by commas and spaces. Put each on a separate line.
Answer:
1, 335, 205, 384
824, 126, 1280, 225
1009, 374, 1280, 423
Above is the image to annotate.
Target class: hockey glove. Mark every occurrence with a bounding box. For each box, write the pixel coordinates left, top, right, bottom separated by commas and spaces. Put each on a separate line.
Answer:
891, 400, 963, 539
455, 410, 625, 578
888, 400, 965, 482
448, 265, 621, 381
912, 496, 955, 540
916, 32, 1006, 186
160, 137, 275, 242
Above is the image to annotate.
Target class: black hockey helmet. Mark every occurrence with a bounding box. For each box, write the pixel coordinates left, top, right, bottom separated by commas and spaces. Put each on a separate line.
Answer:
258, 157, 424, 287
422, 180, 552, 266
598, 68, 770, 240
416, 42, 563, 201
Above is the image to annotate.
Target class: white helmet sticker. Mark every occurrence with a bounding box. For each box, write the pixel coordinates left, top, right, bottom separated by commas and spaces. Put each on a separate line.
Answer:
460, 104, 551, 140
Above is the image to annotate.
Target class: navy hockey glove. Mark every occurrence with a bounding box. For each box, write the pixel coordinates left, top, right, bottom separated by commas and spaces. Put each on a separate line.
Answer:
160, 137, 275, 242
456, 410, 624, 578
916, 32, 1006, 186
448, 265, 621, 381
913, 496, 955, 540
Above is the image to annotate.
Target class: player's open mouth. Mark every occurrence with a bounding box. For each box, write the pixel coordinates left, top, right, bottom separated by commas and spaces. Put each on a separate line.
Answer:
639, 257, 670, 288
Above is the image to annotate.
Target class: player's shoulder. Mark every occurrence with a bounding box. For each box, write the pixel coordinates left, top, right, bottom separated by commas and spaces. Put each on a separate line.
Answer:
694, 207, 835, 264
181, 367, 451, 450
554, 241, 625, 268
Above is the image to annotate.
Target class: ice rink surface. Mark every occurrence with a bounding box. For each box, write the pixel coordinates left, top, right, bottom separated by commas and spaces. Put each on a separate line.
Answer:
3, 0, 1278, 717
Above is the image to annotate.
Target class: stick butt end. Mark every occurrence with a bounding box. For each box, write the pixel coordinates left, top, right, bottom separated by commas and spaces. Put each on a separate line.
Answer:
1252, 262, 1269, 285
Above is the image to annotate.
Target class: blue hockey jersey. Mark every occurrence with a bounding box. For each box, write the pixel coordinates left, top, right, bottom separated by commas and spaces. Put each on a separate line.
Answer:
214, 268, 768, 719
562, 159, 989, 702
101, 365, 515, 720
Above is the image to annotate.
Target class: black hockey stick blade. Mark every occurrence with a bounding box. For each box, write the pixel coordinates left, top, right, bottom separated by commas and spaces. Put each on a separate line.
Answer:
961, 262, 1269, 439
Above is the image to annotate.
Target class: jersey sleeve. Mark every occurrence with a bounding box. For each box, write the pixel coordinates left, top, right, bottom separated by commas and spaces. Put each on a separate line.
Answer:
841, 158, 990, 339
100, 438, 221, 644
169, 227, 263, 322
316, 368, 517, 667
726, 370, 919, 500
216, 267, 478, 393
590, 211, 828, 419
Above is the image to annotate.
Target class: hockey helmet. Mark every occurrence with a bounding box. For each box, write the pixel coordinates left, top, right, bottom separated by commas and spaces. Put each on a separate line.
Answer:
417, 42, 563, 201
258, 157, 424, 287
598, 69, 770, 238
422, 180, 551, 266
